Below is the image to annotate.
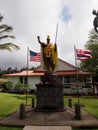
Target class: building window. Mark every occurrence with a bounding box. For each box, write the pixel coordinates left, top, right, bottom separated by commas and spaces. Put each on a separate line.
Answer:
71, 76, 77, 82
19, 77, 28, 84
24, 77, 27, 84
58, 76, 62, 82
19, 77, 23, 83
64, 76, 70, 84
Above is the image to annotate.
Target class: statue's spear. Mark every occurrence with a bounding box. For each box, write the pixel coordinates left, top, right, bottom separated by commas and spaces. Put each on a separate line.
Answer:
54, 23, 58, 67
55, 23, 59, 44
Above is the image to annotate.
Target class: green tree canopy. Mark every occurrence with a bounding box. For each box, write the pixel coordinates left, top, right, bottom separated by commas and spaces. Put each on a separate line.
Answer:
0, 14, 19, 51
80, 29, 98, 77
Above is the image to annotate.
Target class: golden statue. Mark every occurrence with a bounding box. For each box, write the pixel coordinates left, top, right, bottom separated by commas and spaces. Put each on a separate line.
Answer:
37, 35, 58, 72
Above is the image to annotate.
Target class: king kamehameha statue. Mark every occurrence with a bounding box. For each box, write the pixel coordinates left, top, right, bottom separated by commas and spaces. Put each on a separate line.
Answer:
37, 35, 58, 72
35, 26, 64, 111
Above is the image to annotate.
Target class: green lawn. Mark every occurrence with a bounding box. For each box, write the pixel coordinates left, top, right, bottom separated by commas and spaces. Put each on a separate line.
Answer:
0, 93, 98, 119
73, 128, 98, 130
64, 96, 98, 118
0, 126, 22, 130
0, 93, 98, 130
0, 93, 98, 118
0, 92, 34, 119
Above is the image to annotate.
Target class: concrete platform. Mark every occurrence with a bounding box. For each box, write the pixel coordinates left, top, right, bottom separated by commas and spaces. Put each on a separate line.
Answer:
23, 126, 72, 130
0, 106, 98, 128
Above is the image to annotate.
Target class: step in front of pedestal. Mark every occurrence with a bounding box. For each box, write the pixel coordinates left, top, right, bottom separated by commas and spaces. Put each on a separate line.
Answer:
23, 126, 72, 130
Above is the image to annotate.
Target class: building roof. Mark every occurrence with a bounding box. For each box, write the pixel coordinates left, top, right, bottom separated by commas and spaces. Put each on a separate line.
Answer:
4, 58, 93, 77
4, 70, 44, 77
4, 70, 92, 77
35, 58, 76, 71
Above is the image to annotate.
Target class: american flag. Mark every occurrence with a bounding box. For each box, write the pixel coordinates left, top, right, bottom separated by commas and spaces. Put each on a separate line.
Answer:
76, 49, 92, 60
30, 50, 41, 62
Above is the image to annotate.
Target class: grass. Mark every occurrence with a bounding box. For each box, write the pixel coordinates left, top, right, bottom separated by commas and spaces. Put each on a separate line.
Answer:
0, 92, 34, 119
73, 128, 98, 130
0, 126, 22, 130
0, 93, 98, 130
0, 93, 98, 119
64, 96, 98, 118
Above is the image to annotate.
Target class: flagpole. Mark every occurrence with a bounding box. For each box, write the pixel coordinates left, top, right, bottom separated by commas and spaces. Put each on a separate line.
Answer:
74, 45, 80, 104
26, 46, 29, 105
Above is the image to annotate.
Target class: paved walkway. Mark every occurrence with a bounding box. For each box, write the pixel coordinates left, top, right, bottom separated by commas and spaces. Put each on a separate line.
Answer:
0, 106, 98, 128
23, 126, 72, 130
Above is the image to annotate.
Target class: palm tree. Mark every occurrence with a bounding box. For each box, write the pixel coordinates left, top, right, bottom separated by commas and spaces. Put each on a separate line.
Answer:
0, 14, 19, 51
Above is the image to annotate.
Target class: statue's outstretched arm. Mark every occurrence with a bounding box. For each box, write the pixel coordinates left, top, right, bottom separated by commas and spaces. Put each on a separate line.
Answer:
37, 36, 41, 44
37, 36, 45, 47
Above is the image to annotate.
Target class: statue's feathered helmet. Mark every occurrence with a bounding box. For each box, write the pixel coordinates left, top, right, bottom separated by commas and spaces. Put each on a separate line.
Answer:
47, 35, 50, 40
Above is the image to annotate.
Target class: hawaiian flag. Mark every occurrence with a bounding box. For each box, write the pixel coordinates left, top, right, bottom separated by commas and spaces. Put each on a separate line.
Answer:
30, 50, 41, 62
76, 49, 92, 60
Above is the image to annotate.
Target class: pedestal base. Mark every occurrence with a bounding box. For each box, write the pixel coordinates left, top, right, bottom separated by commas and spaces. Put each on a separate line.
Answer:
35, 72, 64, 111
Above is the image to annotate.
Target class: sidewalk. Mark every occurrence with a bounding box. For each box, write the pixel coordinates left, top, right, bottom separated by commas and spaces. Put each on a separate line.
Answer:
0, 106, 98, 128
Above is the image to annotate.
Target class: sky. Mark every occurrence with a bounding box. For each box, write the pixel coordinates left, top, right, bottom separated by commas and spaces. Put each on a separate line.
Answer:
0, 0, 97, 70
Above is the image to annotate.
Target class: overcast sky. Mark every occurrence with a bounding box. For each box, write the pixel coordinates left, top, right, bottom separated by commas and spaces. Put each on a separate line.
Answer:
0, 0, 97, 70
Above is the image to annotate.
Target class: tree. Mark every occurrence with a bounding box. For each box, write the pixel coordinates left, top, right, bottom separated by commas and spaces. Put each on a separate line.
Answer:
15, 82, 29, 94
79, 29, 98, 96
0, 14, 19, 51
1, 81, 13, 92
80, 29, 98, 75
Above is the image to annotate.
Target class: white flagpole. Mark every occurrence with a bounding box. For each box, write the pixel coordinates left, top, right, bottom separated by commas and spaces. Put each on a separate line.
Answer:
26, 46, 29, 105
74, 45, 80, 104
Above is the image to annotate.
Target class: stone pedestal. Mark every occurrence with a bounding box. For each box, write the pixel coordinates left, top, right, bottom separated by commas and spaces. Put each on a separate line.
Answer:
35, 72, 64, 111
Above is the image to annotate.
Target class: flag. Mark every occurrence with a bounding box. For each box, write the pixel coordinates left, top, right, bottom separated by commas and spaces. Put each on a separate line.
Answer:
76, 49, 92, 60
30, 50, 41, 62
